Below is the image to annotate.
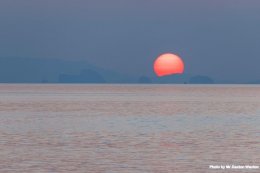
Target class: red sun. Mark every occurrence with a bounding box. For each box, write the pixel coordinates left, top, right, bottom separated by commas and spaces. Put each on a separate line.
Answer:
154, 53, 184, 77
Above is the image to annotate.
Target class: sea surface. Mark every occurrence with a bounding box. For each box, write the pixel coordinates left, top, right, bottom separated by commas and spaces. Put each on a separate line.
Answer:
0, 84, 259, 173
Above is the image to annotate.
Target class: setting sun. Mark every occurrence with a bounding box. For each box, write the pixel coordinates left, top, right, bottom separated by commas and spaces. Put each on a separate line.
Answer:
154, 53, 185, 77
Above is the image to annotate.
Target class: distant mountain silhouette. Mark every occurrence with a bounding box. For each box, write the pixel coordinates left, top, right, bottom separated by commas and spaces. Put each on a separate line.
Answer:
0, 57, 135, 83
248, 80, 260, 84
138, 76, 152, 83
1, 57, 256, 84
59, 69, 106, 83
152, 74, 190, 84
189, 75, 214, 84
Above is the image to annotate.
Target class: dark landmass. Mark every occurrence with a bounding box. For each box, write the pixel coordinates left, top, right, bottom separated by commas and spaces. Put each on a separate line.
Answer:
248, 80, 260, 84
138, 76, 152, 84
152, 74, 190, 84
59, 69, 106, 83
0, 57, 135, 83
189, 75, 214, 84
0, 57, 257, 84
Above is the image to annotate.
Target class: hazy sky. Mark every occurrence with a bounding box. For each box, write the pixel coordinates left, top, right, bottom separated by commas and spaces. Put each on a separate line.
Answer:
0, 0, 260, 82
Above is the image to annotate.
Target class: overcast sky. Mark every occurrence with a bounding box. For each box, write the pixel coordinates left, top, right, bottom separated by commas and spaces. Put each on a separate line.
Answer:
0, 0, 260, 82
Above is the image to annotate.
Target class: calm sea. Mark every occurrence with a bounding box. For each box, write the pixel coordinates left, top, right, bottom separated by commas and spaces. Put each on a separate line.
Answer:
0, 84, 259, 173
